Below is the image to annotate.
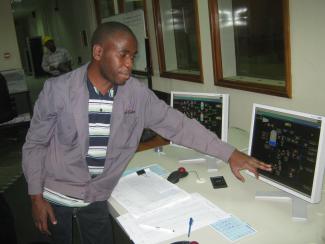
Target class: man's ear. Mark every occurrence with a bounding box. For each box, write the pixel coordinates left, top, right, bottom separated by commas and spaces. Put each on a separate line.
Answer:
92, 44, 103, 61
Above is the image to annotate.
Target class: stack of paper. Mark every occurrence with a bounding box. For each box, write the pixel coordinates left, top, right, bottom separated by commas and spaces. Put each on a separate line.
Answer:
117, 193, 230, 244
122, 164, 169, 177
111, 169, 190, 218
111, 169, 230, 244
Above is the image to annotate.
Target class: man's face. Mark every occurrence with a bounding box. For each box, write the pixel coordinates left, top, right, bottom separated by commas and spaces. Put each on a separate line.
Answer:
97, 32, 137, 86
45, 40, 56, 53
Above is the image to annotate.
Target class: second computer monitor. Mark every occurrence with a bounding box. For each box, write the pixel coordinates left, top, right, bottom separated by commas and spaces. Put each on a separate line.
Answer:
171, 92, 229, 142
247, 104, 325, 219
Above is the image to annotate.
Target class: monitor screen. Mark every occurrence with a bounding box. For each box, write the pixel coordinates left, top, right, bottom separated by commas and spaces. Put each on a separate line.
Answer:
248, 104, 325, 204
168, 92, 229, 172
171, 92, 229, 142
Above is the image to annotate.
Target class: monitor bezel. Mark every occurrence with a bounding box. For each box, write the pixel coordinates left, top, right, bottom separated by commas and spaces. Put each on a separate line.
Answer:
247, 103, 325, 203
170, 91, 229, 142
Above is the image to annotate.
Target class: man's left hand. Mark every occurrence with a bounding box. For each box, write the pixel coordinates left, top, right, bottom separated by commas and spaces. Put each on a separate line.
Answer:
228, 149, 272, 182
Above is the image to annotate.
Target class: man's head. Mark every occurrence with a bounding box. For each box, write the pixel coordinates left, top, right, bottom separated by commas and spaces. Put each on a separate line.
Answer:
90, 22, 138, 85
43, 36, 56, 53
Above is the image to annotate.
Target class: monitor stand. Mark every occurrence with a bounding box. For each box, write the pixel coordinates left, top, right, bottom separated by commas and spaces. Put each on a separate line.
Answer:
161, 144, 223, 172
178, 157, 222, 172
255, 191, 308, 221
202, 155, 223, 172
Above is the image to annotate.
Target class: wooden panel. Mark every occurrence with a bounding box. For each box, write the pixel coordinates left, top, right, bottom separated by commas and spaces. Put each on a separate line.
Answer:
137, 135, 169, 152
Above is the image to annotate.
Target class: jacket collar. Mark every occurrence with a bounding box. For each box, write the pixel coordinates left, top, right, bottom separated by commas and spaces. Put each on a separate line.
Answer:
69, 63, 135, 156
70, 63, 90, 158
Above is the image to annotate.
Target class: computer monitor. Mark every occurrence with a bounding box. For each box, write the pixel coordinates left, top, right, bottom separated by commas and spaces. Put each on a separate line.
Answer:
247, 104, 325, 220
168, 92, 229, 172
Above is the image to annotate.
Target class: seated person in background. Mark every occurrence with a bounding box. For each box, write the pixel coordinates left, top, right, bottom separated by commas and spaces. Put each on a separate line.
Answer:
41, 36, 72, 76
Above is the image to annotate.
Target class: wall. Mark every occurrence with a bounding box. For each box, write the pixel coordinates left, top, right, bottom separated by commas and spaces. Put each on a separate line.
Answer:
146, 0, 325, 132
0, 0, 22, 70
4, 0, 323, 133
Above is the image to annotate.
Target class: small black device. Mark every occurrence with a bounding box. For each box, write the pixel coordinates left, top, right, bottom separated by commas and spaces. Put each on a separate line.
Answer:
170, 241, 199, 244
210, 176, 227, 189
136, 169, 146, 176
167, 167, 188, 184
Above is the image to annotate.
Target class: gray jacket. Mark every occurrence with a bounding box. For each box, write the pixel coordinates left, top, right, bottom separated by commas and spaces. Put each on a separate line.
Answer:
22, 64, 234, 202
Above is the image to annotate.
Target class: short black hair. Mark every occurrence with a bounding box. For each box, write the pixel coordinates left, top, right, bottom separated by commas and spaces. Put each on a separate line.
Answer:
91, 21, 136, 48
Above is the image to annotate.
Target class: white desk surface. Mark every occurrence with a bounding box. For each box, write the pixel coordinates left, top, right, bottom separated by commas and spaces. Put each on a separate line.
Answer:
108, 128, 325, 244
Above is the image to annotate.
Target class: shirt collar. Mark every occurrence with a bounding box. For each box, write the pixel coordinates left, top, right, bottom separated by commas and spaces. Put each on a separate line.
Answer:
86, 78, 117, 99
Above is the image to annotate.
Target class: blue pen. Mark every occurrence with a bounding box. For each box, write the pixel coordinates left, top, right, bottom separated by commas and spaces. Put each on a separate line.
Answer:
187, 217, 193, 237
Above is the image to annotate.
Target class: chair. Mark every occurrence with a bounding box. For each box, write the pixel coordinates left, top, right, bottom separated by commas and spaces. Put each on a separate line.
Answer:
0, 72, 17, 123
0, 74, 32, 244
0, 72, 29, 145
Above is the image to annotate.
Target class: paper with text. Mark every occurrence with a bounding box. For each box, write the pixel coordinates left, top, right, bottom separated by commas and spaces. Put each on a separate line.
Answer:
210, 215, 256, 242
117, 193, 230, 244
111, 169, 190, 218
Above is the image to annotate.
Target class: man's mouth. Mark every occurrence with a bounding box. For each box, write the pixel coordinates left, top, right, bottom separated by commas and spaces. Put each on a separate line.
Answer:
119, 72, 130, 78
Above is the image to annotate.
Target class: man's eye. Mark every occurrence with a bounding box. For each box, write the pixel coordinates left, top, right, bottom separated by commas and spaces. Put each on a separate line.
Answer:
120, 52, 136, 62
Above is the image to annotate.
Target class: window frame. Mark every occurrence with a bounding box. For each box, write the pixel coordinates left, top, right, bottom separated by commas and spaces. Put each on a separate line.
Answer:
209, 0, 292, 97
93, 0, 117, 24
152, 0, 204, 83
93, 0, 148, 23
118, 0, 147, 13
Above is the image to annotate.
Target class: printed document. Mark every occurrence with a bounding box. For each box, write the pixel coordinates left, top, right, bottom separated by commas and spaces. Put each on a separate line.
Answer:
111, 169, 190, 218
117, 193, 230, 244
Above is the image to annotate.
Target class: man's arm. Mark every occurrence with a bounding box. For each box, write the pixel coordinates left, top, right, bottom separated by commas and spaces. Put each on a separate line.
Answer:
143, 89, 272, 179
42, 54, 59, 76
143, 89, 234, 162
22, 81, 57, 194
58, 61, 72, 73
56, 49, 72, 73
22, 80, 58, 233
41, 55, 51, 73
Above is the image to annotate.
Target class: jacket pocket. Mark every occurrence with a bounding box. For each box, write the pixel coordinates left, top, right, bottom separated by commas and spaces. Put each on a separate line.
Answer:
115, 113, 139, 148
56, 112, 78, 145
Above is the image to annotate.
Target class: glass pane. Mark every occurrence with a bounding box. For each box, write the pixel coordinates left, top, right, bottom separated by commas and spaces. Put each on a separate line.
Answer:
159, 0, 200, 75
99, 0, 115, 18
218, 0, 285, 87
122, 0, 144, 12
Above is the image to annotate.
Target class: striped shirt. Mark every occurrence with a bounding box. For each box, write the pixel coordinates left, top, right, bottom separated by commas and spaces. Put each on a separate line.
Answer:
43, 79, 116, 207
86, 79, 116, 176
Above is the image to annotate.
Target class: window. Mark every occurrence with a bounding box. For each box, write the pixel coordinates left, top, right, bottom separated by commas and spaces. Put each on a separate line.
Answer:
153, 0, 203, 83
117, 0, 149, 39
209, 0, 291, 97
118, 0, 145, 12
94, 0, 146, 22
94, 0, 116, 23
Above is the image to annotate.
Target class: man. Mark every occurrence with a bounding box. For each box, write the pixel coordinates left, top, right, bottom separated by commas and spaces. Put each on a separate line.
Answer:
23, 22, 271, 244
41, 36, 72, 76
